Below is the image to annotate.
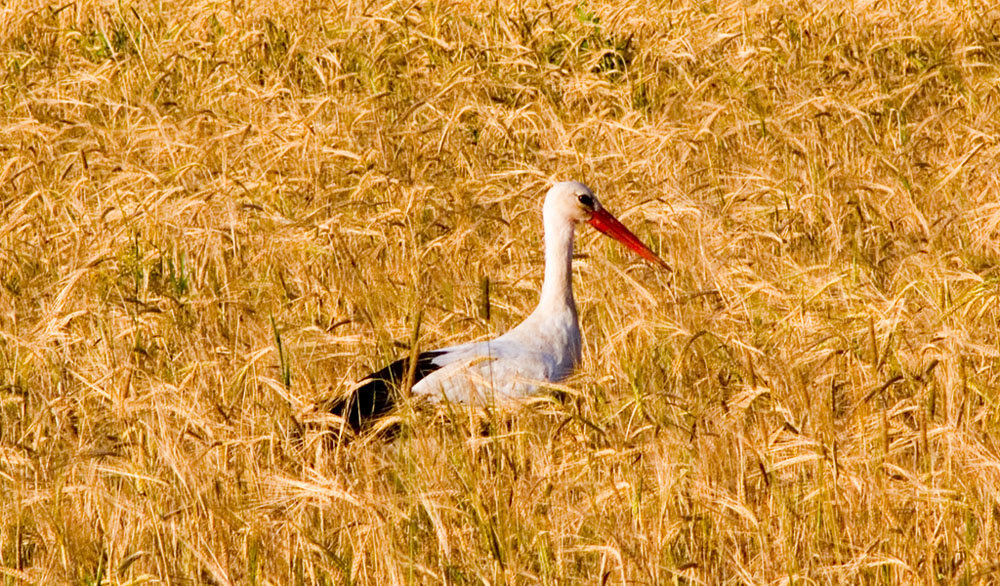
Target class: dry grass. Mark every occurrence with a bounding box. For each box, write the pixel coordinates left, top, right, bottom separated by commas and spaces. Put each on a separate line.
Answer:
2, 0, 1000, 583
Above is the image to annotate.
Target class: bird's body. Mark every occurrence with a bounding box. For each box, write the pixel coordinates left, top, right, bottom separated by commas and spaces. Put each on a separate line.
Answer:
409, 302, 581, 403
332, 181, 667, 431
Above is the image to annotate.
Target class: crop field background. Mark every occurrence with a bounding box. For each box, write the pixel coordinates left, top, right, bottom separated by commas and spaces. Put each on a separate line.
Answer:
2, 0, 1000, 583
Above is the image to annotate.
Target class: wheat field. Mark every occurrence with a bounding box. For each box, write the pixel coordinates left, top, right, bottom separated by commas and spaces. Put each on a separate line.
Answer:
2, 0, 1000, 583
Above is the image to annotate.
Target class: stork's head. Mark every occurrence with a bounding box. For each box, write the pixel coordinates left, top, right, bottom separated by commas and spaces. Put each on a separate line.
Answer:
544, 181, 671, 270
544, 180, 602, 224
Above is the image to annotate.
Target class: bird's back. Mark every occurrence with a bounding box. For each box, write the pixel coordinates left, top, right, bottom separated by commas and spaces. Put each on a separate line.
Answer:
412, 308, 581, 403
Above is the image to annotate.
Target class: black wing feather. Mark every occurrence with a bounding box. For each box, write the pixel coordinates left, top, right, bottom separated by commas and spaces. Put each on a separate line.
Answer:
330, 350, 446, 431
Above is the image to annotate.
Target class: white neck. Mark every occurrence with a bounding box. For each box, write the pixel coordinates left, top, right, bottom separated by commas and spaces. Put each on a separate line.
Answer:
534, 212, 577, 316
501, 194, 582, 374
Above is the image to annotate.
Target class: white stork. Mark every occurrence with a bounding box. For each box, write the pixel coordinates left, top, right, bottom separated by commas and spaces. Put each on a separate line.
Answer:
332, 181, 669, 430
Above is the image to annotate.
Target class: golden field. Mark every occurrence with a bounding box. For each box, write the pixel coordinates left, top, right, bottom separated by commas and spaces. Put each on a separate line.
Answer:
2, 0, 1000, 583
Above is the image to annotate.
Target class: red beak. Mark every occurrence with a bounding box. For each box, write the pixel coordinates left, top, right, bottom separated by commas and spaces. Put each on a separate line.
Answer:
587, 208, 671, 271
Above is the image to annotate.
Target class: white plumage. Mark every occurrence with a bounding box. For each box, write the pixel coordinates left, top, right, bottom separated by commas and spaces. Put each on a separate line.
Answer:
332, 181, 668, 429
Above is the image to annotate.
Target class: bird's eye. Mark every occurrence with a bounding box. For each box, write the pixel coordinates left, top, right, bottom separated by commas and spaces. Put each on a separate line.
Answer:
577, 194, 594, 208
